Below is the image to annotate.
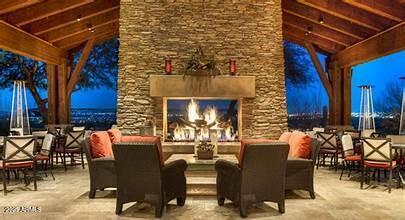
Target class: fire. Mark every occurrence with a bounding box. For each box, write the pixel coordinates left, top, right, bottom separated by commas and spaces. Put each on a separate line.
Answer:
172, 99, 236, 142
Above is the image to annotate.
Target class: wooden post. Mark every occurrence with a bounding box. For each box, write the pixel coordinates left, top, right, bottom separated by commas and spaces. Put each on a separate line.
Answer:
46, 64, 57, 124
57, 58, 69, 124
342, 67, 352, 125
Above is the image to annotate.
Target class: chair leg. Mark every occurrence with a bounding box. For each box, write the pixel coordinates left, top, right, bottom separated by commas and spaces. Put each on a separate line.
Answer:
278, 201, 285, 214
339, 160, 345, 180
63, 152, 67, 171
89, 187, 96, 199
360, 166, 365, 189
240, 200, 248, 218
155, 202, 164, 218
47, 160, 55, 181
81, 152, 85, 169
177, 197, 185, 206
334, 153, 338, 172
2, 169, 6, 196
348, 162, 352, 178
388, 169, 392, 194
115, 201, 123, 215
33, 163, 37, 191
217, 197, 225, 206
316, 153, 320, 169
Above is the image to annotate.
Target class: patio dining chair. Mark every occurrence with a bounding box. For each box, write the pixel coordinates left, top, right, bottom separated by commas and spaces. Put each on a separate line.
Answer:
1, 136, 37, 195
361, 137, 399, 193
54, 130, 85, 171
339, 135, 361, 180
35, 133, 55, 180
316, 132, 340, 171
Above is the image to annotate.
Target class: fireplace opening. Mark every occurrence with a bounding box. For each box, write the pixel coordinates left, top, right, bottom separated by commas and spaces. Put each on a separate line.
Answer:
165, 98, 240, 142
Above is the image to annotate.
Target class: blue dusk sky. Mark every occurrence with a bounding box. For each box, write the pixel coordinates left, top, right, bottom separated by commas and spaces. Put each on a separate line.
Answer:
0, 49, 403, 114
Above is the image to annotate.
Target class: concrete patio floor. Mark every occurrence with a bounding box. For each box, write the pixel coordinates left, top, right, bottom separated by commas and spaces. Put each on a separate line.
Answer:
0, 164, 404, 220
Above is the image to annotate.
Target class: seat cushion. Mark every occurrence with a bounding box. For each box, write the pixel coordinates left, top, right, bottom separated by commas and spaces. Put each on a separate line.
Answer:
107, 129, 122, 143
364, 160, 396, 169
120, 135, 164, 166
35, 154, 49, 161
239, 139, 274, 165
288, 131, 312, 159
0, 161, 33, 169
90, 131, 114, 158
344, 155, 361, 161
279, 131, 292, 143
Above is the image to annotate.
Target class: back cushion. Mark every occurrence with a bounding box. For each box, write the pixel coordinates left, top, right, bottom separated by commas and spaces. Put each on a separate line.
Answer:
279, 132, 292, 143
107, 129, 122, 143
90, 131, 113, 158
121, 135, 164, 166
239, 138, 274, 165
288, 131, 312, 159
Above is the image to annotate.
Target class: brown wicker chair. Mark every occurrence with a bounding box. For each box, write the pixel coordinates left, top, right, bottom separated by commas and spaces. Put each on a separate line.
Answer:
83, 137, 116, 198
113, 141, 187, 218
215, 142, 289, 218
286, 138, 319, 199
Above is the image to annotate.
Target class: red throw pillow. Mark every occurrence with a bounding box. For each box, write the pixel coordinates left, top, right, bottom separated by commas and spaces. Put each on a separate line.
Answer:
279, 131, 292, 143
90, 131, 114, 158
107, 129, 122, 143
288, 131, 312, 159
121, 135, 164, 166
239, 138, 274, 165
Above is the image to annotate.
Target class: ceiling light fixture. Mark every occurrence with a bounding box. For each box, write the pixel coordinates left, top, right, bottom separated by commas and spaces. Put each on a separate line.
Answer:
318, 16, 324, 24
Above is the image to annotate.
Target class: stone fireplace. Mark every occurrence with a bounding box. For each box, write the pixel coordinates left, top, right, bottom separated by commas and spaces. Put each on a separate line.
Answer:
117, 1, 288, 141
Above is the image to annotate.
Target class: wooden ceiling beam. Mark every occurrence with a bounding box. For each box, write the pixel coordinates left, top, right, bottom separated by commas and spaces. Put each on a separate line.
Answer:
283, 35, 332, 55
22, 0, 120, 36
332, 22, 405, 67
0, 20, 64, 65
283, 13, 358, 47
342, 0, 404, 22
54, 22, 119, 49
283, 24, 345, 54
40, 9, 119, 43
0, 0, 43, 16
296, 0, 396, 31
2, 0, 94, 27
282, 0, 375, 40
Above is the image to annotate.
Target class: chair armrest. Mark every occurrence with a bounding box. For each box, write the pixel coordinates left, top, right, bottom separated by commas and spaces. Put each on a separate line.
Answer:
215, 159, 240, 173
163, 159, 187, 175
287, 158, 313, 169
91, 157, 115, 169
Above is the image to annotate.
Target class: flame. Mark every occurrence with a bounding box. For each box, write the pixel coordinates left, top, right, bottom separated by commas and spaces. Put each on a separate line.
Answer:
187, 99, 200, 122
172, 99, 235, 141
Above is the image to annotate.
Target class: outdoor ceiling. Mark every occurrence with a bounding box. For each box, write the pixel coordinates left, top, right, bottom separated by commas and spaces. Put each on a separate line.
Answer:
0, 0, 403, 54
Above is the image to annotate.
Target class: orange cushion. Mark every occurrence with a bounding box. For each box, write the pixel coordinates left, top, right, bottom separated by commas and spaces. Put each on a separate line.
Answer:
345, 155, 361, 161
288, 131, 312, 159
0, 161, 33, 169
279, 132, 292, 143
364, 161, 396, 169
90, 131, 114, 158
107, 129, 122, 143
239, 138, 274, 165
120, 135, 164, 166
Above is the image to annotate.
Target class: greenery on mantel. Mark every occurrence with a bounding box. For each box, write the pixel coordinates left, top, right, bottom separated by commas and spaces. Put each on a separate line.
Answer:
183, 47, 222, 77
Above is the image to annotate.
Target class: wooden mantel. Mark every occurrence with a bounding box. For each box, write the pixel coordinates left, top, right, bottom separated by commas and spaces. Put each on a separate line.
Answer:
149, 75, 256, 98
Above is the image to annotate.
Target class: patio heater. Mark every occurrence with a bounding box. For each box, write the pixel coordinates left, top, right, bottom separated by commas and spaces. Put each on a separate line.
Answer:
358, 85, 375, 132
9, 81, 31, 136
399, 77, 405, 135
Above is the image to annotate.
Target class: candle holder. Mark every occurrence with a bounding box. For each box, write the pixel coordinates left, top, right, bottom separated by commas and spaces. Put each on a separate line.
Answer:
229, 59, 237, 75
165, 58, 172, 75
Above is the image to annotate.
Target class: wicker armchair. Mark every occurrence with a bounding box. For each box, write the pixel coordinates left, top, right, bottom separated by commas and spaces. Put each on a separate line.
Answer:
215, 142, 289, 218
113, 141, 187, 218
286, 138, 319, 199
83, 137, 116, 198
